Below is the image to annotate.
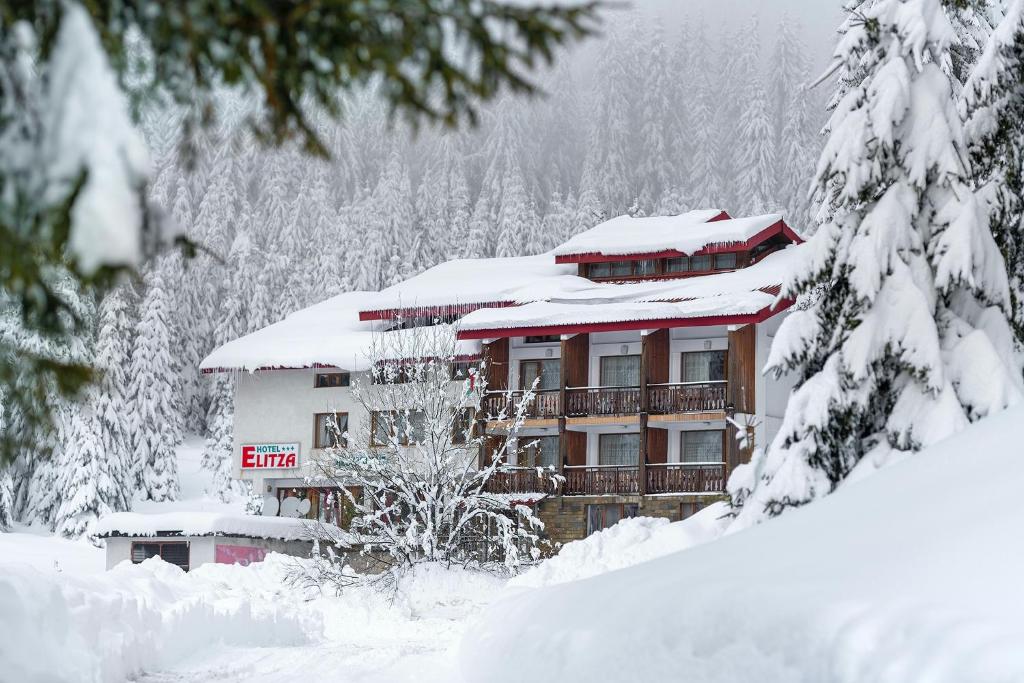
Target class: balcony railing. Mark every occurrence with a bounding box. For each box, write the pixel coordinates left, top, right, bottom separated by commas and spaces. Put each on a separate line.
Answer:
563, 465, 641, 495
481, 389, 560, 420
565, 386, 641, 417
647, 381, 727, 414
645, 463, 725, 494
483, 467, 559, 495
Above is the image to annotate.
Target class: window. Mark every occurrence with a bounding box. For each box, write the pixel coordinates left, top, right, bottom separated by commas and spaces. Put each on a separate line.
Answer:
314, 371, 350, 388
634, 259, 657, 276
371, 410, 427, 446
451, 408, 476, 445
666, 256, 690, 273
520, 359, 561, 391
681, 430, 724, 463
599, 433, 640, 466
680, 501, 707, 521
314, 412, 348, 449
608, 260, 632, 277
131, 541, 189, 571
520, 435, 559, 468
451, 360, 478, 380
690, 254, 712, 271
682, 350, 726, 383
714, 253, 737, 270
599, 354, 640, 387
586, 503, 638, 536
524, 335, 560, 344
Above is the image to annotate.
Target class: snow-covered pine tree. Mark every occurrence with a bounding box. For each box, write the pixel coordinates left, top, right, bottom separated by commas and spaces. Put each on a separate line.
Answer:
417, 134, 471, 265
0, 468, 13, 530
91, 286, 135, 513
735, 73, 777, 215
495, 160, 537, 258
964, 0, 1024, 344
636, 25, 677, 212
54, 395, 118, 539
731, 0, 1023, 529
128, 255, 182, 501
688, 20, 724, 210
201, 373, 241, 502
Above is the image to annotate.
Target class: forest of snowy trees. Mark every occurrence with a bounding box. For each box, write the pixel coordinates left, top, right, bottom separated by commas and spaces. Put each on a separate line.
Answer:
0, 10, 826, 536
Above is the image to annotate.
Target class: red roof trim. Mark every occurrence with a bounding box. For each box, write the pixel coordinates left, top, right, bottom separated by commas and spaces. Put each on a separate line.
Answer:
553, 218, 802, 265
455, 300, 793, 340
358, 301, 518, 322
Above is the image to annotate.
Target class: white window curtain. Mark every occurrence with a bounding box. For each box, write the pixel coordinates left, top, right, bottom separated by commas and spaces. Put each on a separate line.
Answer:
316, 413, 347, 448
681, 430, 723, 463
521, 359, 561, 391
523, 435, 559, 467
600, 355, 640, 387
682, 351, 726, 383
599, 433, 640, 466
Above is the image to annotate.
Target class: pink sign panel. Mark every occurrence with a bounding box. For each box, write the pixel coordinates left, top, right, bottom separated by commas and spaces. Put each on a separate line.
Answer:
215, 544, 267, 566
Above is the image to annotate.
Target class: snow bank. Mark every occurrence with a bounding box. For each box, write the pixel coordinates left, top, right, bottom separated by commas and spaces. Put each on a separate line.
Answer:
0, 554, 313, 682
462, 405, 1024, 682
512, 504, 729, 589
94, 510, 337, 541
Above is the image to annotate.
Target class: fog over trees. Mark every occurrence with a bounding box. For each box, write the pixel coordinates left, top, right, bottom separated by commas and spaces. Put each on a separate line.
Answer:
0, 9, 828, 535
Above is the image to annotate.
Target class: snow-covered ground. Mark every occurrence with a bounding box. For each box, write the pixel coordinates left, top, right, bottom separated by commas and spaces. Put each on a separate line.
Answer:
462, 403, 1024, 683
5, 411, 1023, 682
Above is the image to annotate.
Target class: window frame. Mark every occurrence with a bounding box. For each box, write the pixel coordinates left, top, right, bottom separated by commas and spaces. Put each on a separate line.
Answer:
314, 371, 351, 388
518, 434, 560, 468
523, 335, 561, 344
680, 350, 727, 384
519, 358, 561, 391
597, 432, 641, 466
586, 503, 639, 536
599, 354, 641, 387
370, 410, 427, 447
314, 412, 349, 449
713, 252, 737, 270
679, 501, 708, 521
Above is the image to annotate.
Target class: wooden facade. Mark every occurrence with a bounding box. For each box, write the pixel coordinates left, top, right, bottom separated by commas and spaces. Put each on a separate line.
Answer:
727, 324, 756, 414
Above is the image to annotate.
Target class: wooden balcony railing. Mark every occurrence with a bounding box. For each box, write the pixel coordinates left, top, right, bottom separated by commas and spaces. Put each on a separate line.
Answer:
481, 389, 560, 420
645, 463, 726, 494
483, 467, 558, 495
647, 381, 727, 414
563, 465, 641, 495
565, 386, 641, 417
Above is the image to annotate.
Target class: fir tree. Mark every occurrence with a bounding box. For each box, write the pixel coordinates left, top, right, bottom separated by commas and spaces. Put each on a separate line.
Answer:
128, 256, 182, 501
735, 74, 778, 215
202, 374, 241, 502
731, 0, 1023, 529
54, 397, 117, 539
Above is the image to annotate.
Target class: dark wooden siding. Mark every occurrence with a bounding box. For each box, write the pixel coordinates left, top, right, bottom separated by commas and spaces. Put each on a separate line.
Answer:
483, 338, 509, 392
566, 430, 587, 466
647, 427, 667, 464
727, 324, 756, 413
644, 328, 670, 384
562, 333, 590, 387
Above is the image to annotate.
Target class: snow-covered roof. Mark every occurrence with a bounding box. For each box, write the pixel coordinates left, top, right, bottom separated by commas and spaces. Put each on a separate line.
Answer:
457, 247, 798, 336
199, 291, 482, 372
94, 511, 351, 542
552, 211, 794, 261
358, 253, 581, 318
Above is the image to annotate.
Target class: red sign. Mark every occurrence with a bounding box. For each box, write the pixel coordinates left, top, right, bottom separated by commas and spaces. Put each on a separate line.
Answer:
241, 443, 299, 469
215, 544, 267, 566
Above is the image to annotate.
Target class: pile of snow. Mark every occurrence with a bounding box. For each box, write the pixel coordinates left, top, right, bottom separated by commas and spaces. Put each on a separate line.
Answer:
512, 504, 729, 589
0, 554, 313, 682
462, 405, 1024, 682
94, 510, 343, 542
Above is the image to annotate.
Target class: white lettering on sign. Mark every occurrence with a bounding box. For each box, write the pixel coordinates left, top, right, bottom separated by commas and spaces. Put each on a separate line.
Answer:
240, 443, 299, 469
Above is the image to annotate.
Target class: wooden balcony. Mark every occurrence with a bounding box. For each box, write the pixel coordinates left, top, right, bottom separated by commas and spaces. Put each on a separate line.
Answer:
565, 386, 641, 417
647, 381, 727, 414
645, 463, 726, 494
483, 467, 558, 495
561, 463, 725, 496
481, 389, 560, 420
563, 465, 641, 495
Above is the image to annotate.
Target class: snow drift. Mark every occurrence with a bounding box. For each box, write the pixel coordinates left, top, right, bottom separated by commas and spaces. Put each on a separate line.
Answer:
0, 554, 312, 682
461, 405, 1024, 682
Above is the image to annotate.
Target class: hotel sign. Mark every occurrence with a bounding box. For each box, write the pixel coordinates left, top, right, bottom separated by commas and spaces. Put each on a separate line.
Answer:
241, 443, 299, 469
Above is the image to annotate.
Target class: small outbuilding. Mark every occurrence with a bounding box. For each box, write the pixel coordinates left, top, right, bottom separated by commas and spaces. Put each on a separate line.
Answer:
95, 512, 343, 571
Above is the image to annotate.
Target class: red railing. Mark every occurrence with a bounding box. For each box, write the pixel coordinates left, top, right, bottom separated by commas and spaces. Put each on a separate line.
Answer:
563, 465, 641, 495
481, 390, 560, 419
483, 467, 558, 494
647, 382, 727, 414
645, 463, 725, 494
565, 386, 641, 417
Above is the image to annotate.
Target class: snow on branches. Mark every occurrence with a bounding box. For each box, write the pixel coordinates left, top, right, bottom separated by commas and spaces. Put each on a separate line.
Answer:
730, 0, 1023, 529
306, 323, 555, 583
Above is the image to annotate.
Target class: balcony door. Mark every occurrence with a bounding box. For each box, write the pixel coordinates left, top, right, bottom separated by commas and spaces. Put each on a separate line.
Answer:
680, 430, 725, 464
598, 433, 640, 466
681, 350, 726, 383
520, 359, 560, 391
599, 355, 640, 387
